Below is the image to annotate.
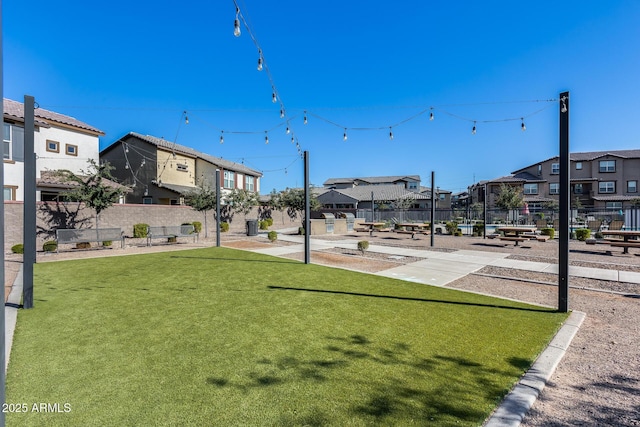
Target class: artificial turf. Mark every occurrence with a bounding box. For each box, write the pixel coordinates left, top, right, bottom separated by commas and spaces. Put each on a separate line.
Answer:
6, 247, 568, 426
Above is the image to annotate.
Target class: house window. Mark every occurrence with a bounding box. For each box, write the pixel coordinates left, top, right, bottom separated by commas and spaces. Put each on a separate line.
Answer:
523, 183, 538, 195
439, 194, 445, 200
599, 181, 615, 193
65, 144, 78, 156
224, 171, 235, 189
574, 183, 583, 194
606, 202, 623, 209
599, 160, 615, 173
4, 186, 17, 201
549, 183, 560, 194
628, 180, 637, 193
142, 197, 153, 204
245, 176, 255, 191
575, 162, 582, 170
537, 164, 542, 175
176, 163, 188, 172
46, 140, 60, 153
3, 123, 24, 161
551, 163, 560, 174
408, 181, 418, 190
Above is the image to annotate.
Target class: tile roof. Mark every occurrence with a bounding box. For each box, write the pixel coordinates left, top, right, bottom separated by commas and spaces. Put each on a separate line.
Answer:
3, 98, 104, 135
323, 175, 421, 186
327, 184, 430, 202
592, 195, 640, 202
122, 132, 262, 177
489, 171, 545, 184
37, 171, 128, 191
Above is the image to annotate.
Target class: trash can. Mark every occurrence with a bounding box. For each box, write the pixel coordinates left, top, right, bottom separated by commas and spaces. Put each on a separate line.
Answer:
246, 219, 258, 236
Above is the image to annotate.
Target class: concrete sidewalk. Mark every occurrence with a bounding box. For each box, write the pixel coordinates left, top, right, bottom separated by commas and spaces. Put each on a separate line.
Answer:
254, 232, 640, 286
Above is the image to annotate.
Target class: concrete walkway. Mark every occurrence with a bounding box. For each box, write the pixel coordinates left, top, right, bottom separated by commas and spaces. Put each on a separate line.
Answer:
254, 232, 640, 286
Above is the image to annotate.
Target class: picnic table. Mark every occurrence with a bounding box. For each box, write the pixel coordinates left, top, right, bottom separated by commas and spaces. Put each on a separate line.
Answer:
600, 230, 640, 254
395, 223, 430, 239
496, 226, 537, 246
359, 222, 386, 236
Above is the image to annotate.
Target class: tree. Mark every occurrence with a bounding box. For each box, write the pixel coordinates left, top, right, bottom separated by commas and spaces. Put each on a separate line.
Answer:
184, 184, 218, 237
58, 160, 128, 228
279, 187, 321, 225
495, 184, 524, 224
224, 188, 259, 217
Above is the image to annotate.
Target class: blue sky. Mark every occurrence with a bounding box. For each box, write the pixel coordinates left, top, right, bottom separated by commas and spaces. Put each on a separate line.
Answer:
4, 1, 639, 193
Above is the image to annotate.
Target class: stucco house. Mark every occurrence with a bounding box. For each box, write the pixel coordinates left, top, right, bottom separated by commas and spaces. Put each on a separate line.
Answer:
3, 98, 104, 201
100, 132, 262, 205
469, 149, 640, 210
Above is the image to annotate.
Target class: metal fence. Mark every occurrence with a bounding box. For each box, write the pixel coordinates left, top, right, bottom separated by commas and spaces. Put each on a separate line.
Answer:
355, 207, 640, 231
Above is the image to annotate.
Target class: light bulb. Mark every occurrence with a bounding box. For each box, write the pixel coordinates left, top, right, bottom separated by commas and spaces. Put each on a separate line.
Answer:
521, 119, 526, 131
272, 92, 277, 103
343, 129, 348, 141
265, 132, 269, 144
280, 108, 285, 119
220, 132, 224, 144
286, 126, 290, 134
472, 122, 477, 135
429, 111, 434, 121
291, 136, 295, 144
184, 113, 189, 124
234, 10, 241, 38
125, 164, 129, 169
257, 51, 263, 71
389, 128, 393, 140
125, 146, 129, 153
303, 111, 308, 124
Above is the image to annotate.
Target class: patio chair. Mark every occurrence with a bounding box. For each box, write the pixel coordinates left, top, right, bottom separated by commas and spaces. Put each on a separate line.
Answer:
536, 219, 547, 230
587, 219, 602, 232
609, 219, 624, 231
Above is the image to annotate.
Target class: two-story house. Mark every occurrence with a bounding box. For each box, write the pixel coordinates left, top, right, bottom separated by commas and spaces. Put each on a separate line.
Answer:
100, 132, 262, 204
3, 98, 104, 201
470, 149, 640, 210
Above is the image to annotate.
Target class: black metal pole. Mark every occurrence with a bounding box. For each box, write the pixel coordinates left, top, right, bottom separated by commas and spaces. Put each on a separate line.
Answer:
558, 91, 570, 313
430, 171, 435, 247
304, 151, 310, 264
215, 169, 221, 247
371, 191, 374, 222
23, 95, 36, 309
483, 184, 487, 239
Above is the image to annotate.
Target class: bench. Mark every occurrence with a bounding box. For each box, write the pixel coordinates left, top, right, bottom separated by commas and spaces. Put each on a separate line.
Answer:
55, 228, 124, 253
608, 241, 640, 254
395, 230, 418, 239
499, 236, 528, 246
147, 225, 197, 246
535, 235, 550, 242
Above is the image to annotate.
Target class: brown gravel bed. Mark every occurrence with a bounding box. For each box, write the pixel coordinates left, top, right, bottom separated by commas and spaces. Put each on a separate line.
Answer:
321, 247, 424, 264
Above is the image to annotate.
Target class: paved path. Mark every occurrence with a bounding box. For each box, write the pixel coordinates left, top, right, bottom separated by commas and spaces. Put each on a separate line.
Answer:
252, 232, 640, 286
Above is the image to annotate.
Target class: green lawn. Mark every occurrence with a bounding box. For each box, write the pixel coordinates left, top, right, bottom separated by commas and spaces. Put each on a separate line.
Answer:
7, 247, 567, 426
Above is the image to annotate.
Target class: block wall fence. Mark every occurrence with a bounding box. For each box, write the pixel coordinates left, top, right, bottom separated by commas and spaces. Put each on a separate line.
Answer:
3, 201, 305, 250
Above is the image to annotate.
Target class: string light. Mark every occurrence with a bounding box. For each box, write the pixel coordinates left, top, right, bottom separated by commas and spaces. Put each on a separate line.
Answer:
272, 91, 277, 103
303, 111, 308, 124
343, 129, 348, 141
257, 49, 263, 71
472, 121, 477, 135
233, 7, 241, 37
521, 118, 526, 131
280, 108, 285, 119
220, 131, 224, 144
184, 111, 189, 124
264, 131, 269, 144
429, 108, 434, 121
389, 127, 394, 140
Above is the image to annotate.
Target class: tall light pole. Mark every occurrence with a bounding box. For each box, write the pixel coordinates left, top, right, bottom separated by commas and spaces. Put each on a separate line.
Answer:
558, 91, 570, 313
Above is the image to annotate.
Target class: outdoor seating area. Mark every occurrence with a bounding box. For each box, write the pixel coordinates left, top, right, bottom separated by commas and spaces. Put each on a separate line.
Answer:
146, 225, 198, 246
55, 228, 124, 253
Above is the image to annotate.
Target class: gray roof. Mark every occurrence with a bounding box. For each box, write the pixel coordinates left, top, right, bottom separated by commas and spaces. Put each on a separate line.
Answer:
513, 149, 640, 174
489, 171, 545, 184
3, 98, 104, 135
37, 171, 128, 191
326, 184, 430, 202
118, 132, 262, 177
324, 175, 421, 186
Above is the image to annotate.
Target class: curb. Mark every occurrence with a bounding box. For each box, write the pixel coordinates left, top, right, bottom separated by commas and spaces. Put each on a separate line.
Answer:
484, 310, 586, 426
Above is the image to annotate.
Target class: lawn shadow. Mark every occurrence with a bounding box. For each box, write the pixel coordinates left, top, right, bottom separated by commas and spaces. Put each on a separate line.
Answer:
169, 255, 300, 265
267, 285, 554, 313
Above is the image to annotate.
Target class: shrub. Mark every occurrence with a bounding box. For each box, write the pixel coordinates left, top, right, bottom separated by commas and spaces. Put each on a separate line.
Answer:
259, 220, 269, 230
357, 240, 369, 254
168, 236, 177, 243
11, 244, 24, 254
454, 229, 463, 237
192, 221, 202, 234
540, 228, 555, 239
298, 227, 305, 235
267, 231, 278, 242
595, 231, 603, 239
472, 222, 484, 237
133, 223, 149, 238
43, 241, 57, 252
76, 242, 91, 249
265, 218, 274, 227
575, 228, 591, 241
445, 221, 458, 235
102, 240, 113, 247
220, 222, 229, 232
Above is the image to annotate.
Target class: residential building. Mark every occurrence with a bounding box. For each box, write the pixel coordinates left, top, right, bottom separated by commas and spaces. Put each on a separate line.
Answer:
100, 132, 262, 204
470, 149, 640, 210
3, 98, 104, 201
323, 175, 421, 190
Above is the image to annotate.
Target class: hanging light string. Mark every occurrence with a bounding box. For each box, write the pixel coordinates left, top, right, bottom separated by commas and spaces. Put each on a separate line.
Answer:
157, 110, 189, 183
231, 0, 304, 157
